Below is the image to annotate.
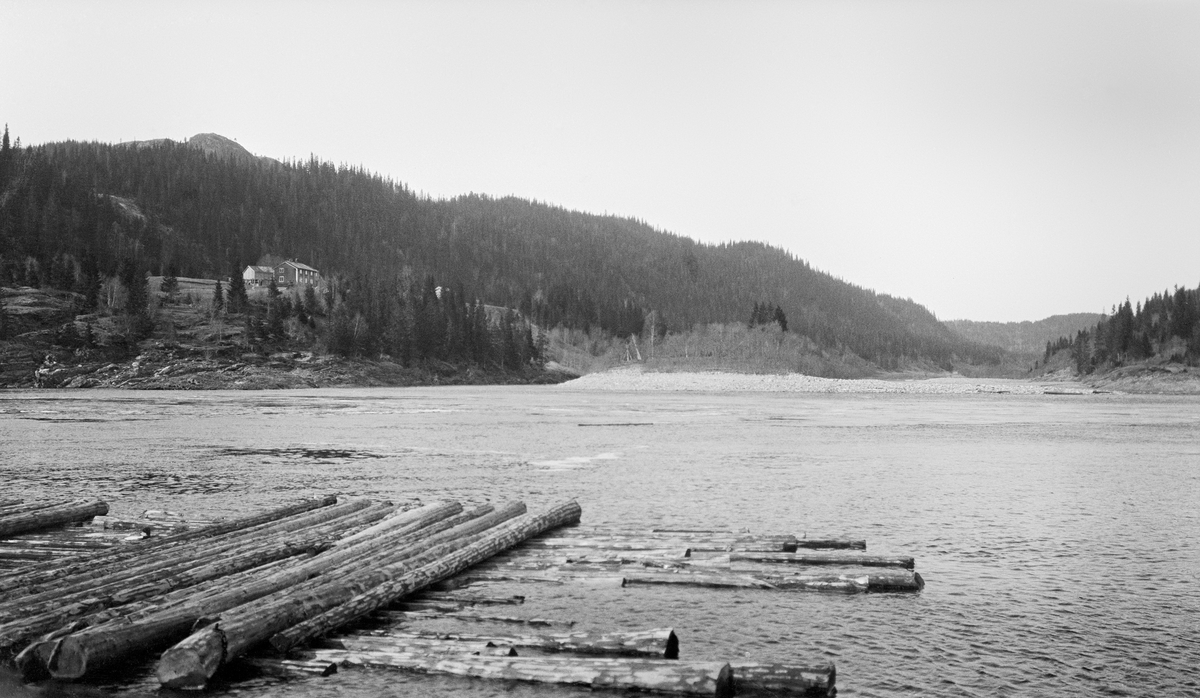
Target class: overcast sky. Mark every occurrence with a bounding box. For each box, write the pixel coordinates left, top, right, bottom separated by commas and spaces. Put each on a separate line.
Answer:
3, 0, 1198, 322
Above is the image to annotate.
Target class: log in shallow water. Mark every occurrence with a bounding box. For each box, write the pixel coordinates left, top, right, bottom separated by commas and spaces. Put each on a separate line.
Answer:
286, 649, 738, 697
0, 499, 108, 539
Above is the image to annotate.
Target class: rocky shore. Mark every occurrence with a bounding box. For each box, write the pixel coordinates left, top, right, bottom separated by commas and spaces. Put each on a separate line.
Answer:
5, 343, 573, 390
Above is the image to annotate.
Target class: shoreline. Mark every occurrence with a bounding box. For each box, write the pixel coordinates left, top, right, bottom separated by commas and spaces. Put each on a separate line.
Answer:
557, 366, 1100, 395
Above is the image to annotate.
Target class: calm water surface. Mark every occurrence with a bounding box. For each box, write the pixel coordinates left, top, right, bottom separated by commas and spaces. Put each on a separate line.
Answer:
1, 386, 1198, 697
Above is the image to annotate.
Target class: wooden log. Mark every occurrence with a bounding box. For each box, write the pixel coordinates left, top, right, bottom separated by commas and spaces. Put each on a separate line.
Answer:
155, 501, 579, 688
355, 628, 678, 659
379, 610, 576, 627
0, 498, 25, 508
0, 530, 335, 657
412, 592, 525, 606
244, 655, 339, 677
319, 636, 520, 656
792, 539, 866, 550
763, 571, 924, 593
259, 503, 581, 654
0, 499, 108, 538
336, 501, 463, 547
296, 648, 735, 696
0, 499, 73, 517
41, 501, 481, 680
0, 495, 341, 595
0, 501, 390, 623
623, 572, 775, 589
729, 552, 914, 569
729, 661, 836, 697
13, 556, 308, 678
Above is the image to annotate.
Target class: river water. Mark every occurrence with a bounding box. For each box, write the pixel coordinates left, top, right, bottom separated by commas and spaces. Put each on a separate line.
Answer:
1, 386, 1198, 697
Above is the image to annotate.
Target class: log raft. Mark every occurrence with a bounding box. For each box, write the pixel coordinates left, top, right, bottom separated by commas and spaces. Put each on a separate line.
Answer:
1, 500, 858, 697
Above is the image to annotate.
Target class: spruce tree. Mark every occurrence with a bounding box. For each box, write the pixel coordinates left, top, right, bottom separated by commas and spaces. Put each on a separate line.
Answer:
212, 280, 224, 312
227, 268, 248, 313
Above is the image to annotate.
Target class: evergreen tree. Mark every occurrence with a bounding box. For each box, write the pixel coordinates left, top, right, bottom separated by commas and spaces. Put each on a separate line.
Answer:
212, 280, 224, 312
227, 267, 248, 313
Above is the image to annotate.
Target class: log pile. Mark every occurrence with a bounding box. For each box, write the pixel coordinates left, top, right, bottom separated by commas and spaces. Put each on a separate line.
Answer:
0, 496, 588, 691
1, 504, 859, 697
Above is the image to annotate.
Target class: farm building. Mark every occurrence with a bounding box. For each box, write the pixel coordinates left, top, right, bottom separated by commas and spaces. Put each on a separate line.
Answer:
276, 260, 320, 286
242, 265, 274, 286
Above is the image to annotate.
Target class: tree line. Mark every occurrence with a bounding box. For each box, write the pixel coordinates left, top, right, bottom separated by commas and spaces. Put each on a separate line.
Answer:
1046, 285, 1200, 372
0, 127, 1005, 369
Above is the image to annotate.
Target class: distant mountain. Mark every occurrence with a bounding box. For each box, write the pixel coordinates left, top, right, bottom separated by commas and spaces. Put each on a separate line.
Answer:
0, 131, 1006, 370
946, 314, 1104, 355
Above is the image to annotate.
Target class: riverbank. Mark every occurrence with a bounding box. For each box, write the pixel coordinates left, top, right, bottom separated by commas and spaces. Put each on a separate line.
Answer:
7, 344, 574, 389
559, 365, 1098, 394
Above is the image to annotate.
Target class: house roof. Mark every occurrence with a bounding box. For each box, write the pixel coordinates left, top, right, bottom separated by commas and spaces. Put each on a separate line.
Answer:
280, 261, 319, 272
246, 265, 274, 273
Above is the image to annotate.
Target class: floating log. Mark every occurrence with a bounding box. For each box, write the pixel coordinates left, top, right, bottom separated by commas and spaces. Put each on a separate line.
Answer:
0, 499, 108, 539
42, 502, 490, 680
0, 495, 341, 596
319, 636, 519, 656
364, 628, 679, 659
244, 655, 339, 677
0, 529, 336, 657
729, 661, 836, 696
623, 572, 775, 589
0, 500, 388, 622
729, 552, 914, 569
413, 592, 525, 606
335, 501, 462, 548
792, 539, 866, 551
153, 501, 561, 688
380, 609, 576, 627
0, 499, 73, 518
257, 501, 580, 659
763, 571, 925, 593
0, 498, 24, 508
292, 648, 735, 697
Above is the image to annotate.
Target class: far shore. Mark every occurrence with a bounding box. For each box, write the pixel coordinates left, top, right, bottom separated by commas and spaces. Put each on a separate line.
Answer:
556, 365, 1199, 395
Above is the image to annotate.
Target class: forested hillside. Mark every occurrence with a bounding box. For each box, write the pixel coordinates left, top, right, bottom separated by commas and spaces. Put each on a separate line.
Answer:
1045, 286, 1200, 373
0, 129, 1003, 369
946, 314, 1103, 355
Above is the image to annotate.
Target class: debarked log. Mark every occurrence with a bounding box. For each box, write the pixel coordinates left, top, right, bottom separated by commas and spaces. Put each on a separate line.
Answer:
362, 628, 679, 659
729, 552, 914, 569
292, 649, 735, 697
763, 570, 925, 593
729, 661, 836, 697
0, 499, 108, 539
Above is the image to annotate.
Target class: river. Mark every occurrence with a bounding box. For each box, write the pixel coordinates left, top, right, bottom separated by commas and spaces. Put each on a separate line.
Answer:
1, 385, 1198, 697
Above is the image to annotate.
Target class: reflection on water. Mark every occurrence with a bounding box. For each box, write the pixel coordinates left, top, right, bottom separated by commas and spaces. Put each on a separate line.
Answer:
2, 387, 1199, 697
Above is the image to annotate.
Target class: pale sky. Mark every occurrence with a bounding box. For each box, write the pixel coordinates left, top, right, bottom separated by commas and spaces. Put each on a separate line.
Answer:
3, 0, 1198, 322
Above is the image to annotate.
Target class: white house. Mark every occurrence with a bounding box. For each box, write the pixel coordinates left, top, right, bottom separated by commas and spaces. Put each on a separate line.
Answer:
242, 265, 274, 286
